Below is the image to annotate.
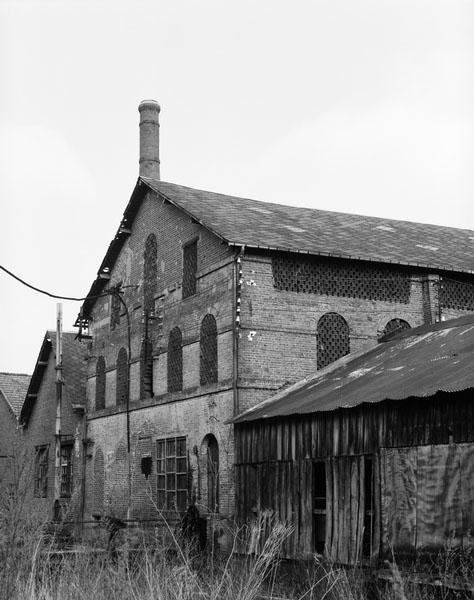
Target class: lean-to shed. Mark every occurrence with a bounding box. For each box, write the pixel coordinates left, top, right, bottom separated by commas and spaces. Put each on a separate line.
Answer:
232, 315, 474, 564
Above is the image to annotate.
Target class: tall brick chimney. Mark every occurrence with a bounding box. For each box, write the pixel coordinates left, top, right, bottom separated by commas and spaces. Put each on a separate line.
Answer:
138, 99, 160, 179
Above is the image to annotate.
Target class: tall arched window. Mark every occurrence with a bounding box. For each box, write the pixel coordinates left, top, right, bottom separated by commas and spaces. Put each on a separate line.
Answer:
116, 347, 129, 405
140, 338, 154, 399
381, 318, 411, 338
95, 356, 106, 410
93, 448, 105, 514
143, 233, 157, 314
200, 314, 218, 385
203, 434, 219, 512
167, 327, 183, 392
317, 313, 350, 369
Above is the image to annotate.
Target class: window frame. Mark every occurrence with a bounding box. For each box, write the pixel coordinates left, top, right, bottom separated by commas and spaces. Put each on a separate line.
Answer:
34, 445, 49, 498
156, 436, 188, 513
60, 442, 74, 498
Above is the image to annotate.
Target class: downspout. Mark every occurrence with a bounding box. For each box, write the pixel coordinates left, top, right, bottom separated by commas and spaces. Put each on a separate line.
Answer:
233, 245, 245, 416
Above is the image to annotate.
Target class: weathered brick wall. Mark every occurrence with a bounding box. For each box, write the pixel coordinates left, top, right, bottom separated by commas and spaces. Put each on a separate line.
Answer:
0, 396, 20, 492
236, 254, 474, 413
86, 189, 236, 522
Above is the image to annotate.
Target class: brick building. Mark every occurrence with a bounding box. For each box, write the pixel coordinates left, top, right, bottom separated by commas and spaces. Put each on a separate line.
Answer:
0, 372, 30, 492
20, 331, 87, 520
77, 100, 474, 531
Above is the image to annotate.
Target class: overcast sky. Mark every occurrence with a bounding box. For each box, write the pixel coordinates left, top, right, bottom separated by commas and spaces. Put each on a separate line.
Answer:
1, 0, 473, 374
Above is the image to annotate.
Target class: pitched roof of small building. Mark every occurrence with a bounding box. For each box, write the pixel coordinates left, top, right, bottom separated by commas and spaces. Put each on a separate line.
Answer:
20, 331, 87, 426
0, 372, 31, 418
81, 177, 474, 318
232, 314, 474, 424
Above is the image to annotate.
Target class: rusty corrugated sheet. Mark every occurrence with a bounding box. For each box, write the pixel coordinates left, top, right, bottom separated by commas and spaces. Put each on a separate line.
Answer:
233, 315, 474, 423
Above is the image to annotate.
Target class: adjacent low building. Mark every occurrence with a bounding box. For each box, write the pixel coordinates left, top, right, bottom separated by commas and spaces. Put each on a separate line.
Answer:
20, 331, 87, 520
0, 372, 31, 492
232, 314, 474, 563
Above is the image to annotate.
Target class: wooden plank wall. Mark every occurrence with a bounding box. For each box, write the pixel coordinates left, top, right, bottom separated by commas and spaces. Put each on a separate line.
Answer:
235, 392, 474, 465
234, 391, 474, 561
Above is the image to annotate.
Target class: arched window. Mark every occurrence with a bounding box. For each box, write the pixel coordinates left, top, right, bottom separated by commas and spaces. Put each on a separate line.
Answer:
140, 338, 153, 399
203, 434, 219, 512
167, 327, 183, 392
317, 313, 350, 369
143, 233, 157, 314
200, 314, 218, 385
95, 356, 106, 410
93, 448, 104, 514
381, 318, 411, 338
116, 347, 129, 405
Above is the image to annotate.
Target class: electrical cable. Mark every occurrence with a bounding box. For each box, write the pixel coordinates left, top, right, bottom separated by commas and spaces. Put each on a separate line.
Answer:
0, 264, 112, 302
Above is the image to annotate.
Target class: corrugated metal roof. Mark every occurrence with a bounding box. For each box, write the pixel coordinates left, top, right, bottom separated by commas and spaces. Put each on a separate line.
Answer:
233, 314, 474, 424
145, 179, 474, 274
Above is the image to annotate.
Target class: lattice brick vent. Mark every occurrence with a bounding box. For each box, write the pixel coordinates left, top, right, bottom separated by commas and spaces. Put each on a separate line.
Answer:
317, 313, 350, 369
144, 234, 158, 313
272, 256, 410, 303
167, 328, 183, 392
200, 314, 218, 385
439, 279, 474, 311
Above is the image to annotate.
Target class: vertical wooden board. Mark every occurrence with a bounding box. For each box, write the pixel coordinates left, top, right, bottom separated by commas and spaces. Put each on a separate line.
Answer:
380, 447, 417, 553
276, 422, 282, 461
416, 444, 463, 549
349, 456, 359, 563
372, 452, 381, 563
325, 457, 333, 559
459, 443, 474, 542
299, 460, 310, 555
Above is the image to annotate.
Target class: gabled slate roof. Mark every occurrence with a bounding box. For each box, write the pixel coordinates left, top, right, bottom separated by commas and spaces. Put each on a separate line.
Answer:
20, 331, 87, 426
145, 179, 474, 273
0, 372, 31, 418
81, 177, 474, 318
232, 314, 474, 424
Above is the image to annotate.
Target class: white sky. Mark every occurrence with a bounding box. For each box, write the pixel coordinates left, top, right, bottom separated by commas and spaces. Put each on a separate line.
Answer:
0, 0, 473, 373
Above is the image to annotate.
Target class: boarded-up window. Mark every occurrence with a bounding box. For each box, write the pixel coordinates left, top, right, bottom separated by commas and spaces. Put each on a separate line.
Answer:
317, 313, 350, 369
200, 314, 218, 385
140, 338, 153, 399
205, 434, 219, 512
167, 327, 183, 392
182, 240, 197, 299
380, 443, 474, 555
34, 445, 49, 498
143, 234, 158, 313
95, 356, 106, 410
110, 288, 121, 330
156, 436, 188, 512
60, 443, 73, 498
116, 347, 128, 405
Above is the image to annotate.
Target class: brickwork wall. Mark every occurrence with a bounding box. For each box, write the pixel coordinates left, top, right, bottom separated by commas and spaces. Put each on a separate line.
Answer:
86, 188, 236, 522
0, 397, 20, 492
236, 254, 474, 413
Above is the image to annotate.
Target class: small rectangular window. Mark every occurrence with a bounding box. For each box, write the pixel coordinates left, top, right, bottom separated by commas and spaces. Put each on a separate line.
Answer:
182, 240, 197, 299
60, 443, 74, 498
313, 461, 326, 553
156, 436, 187, 512
34, 445, 49, 498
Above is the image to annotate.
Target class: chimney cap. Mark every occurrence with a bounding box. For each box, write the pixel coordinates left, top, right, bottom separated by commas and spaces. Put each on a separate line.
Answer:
138, 99, 161, 113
